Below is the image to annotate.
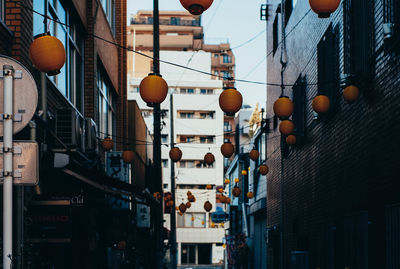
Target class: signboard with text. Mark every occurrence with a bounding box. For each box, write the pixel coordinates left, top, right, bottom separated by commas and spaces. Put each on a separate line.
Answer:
136, 204, 150, 228
106, 152, 132, 209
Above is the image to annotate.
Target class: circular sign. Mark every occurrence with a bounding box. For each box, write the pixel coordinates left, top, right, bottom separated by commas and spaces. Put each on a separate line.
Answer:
0, 55, 38, 136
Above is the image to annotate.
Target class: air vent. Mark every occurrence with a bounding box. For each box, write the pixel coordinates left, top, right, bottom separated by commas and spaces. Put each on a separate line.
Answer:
55, 108, 85, 151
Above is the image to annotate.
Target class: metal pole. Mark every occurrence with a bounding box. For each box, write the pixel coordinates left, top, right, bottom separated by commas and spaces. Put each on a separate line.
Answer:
152, 0, 163, 267
3, 65, 14, 269
169, 93, 177, 269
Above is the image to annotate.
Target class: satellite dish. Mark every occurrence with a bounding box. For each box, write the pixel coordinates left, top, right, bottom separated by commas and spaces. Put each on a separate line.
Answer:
0, 55, 38, 136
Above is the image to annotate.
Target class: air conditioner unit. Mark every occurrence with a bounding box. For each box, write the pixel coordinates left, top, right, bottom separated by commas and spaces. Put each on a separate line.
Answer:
85, 118, 98, 153
55, 108, 85, 151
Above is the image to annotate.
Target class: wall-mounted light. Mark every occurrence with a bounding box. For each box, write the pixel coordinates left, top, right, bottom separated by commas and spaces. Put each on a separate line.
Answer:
383, 23, 395, 40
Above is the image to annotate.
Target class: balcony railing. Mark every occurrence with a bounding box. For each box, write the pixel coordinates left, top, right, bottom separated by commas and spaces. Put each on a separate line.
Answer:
130, 18, 201, 27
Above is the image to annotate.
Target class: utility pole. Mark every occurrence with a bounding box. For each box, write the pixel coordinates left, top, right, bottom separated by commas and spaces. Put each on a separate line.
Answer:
152, 0, 164, 267
169, 93, 177, 269
3, 65, 14, 269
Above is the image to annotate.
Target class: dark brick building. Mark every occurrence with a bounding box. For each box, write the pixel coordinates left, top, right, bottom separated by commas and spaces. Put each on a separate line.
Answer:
0, 0, 157, 268
265, 0, 400, 268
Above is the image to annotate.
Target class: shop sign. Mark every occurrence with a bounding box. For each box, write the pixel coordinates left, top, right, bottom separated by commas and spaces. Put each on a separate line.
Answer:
106, 152, 131, 209
136, 204, 150, 228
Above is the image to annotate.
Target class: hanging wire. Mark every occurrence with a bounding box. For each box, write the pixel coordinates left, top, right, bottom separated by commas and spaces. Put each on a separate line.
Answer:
17, 2, 339, 88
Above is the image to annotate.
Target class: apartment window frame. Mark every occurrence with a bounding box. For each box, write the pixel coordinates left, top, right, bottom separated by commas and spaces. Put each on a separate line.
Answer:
222, 54, 232, 63
292, 76, 306, 141
100, 0, 115, 35
170, 17, 181, 25
177, 212, 206, 228
33, 0, 84, 113
161, 134, 168, 143
317, 24, 339, 108
97, 64, 116, 139
272, 14, 279, 55
162, 159, 169, 168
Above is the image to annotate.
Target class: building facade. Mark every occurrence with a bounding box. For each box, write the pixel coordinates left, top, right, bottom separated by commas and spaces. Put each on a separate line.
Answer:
127, 11, 229, 266
0, 1, 157, 268
266, 0, 400, 268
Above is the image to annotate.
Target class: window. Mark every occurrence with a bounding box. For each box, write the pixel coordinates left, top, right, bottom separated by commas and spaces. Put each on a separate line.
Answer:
100, 0, 115, 34
180, 88, 195, 94
33, 0, 84, 112
177, 212, 206, 228
273, 14, 279, 55
214, 54, 219, 58
207, 89, 214, 95
162, 159, 168, 168
222, 54, 232, 63
161, 109, 168, 118
199, 112, 214, 119
224, 121, 232, 132
98, 64, 116, 139
317, 24, 338, 107
179, 112, 194, 119
170, 17, 180, 25
178, 136, 195, 143
344, 0, 373, 75
221, 71, 231, 79
163, 184, 169, 189
292, 77, 306, 139
200, 89, 213, 95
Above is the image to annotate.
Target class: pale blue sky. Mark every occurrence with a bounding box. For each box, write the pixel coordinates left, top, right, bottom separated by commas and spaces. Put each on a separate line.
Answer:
127, 0, 267, 109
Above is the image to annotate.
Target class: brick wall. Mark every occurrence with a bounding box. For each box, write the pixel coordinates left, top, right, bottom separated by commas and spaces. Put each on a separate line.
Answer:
266, 0, 400, 267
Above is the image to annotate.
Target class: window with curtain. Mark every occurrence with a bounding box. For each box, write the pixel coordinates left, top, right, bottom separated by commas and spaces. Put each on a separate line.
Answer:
33, 0, 84, 112
97, 64, 116, 139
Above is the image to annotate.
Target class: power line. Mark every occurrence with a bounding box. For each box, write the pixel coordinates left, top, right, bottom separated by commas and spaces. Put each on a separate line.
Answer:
17, 2, 321, 88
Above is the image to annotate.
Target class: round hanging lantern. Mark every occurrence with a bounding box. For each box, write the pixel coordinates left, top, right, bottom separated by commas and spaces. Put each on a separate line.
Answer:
249, 149, 260, 161
139, 73, 168, 107
247, 192, 254, 199
343, 85, 359, 103
211, 222, 215, 228
241, 170, 247, 176
166, 200, 174, 207
220, 141, 235, 158
219, 88, 243, 116
153, 192, 161, 200
206, 184, 212, 190
224, 178, 230, 184
259, 164, 269, 175
188, 194, 196, 203
204, 201, 213, 212
226, 197, 231, 203
29, 33, 66, 76
219, 195, 227, 203
312, 95, 330, 114
191, 216, 195, 222
122, 150, 134, 163
164, 192, 172, 201
186, 202, 191, 209
179, 203, 187, 214
273, 96, 294, 119
232, 187, 241, 197
234, 178, 239, 183
279, 120, 295, 136
204, 152, 215, 165
187, 191, 192, 196
286, 134, 297, 145
101, 137, 114, 151
179, 0, 214, 15
309, 0, 341, 18
201, 220, 205, 225
169, 147, 182, 162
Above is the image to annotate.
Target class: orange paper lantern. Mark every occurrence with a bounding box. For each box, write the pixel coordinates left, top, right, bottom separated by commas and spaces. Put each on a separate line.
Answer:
273, 96, 294, 119
179, 0, 214, 15
309, 0, 341, 18
219, 88, 243, 116
139, 73, 168, 107
259, 164, 269, 175
312, 95, 330, 114
220, 141, 235, 158
169, 147, 182, 162
29, 33, 66, 75
279, 120, 295, 136
122, 150, 134, 163
343, 85, 359, 103
249, 149, 260, 161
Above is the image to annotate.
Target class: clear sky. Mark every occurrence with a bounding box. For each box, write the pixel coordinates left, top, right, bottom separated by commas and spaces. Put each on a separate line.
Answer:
127, 0, 267, 109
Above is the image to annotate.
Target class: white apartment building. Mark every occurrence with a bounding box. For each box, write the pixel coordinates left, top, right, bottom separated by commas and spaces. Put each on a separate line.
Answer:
128, 50, 225, 266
